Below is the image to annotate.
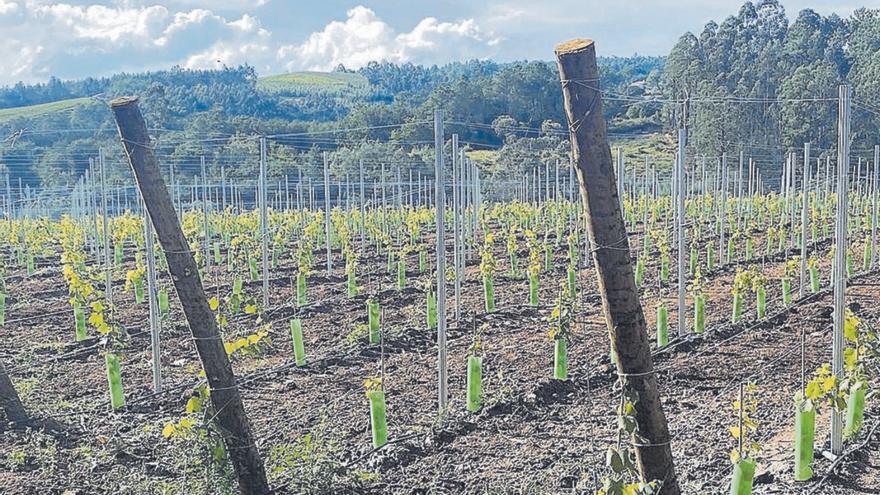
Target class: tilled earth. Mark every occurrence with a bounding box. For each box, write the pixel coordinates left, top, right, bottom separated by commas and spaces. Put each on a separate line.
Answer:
0, 223, 878, 494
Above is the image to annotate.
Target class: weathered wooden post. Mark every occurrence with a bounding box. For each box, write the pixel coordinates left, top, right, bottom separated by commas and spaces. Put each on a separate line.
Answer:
110, 96, 270, 494
555, 39, 679, 493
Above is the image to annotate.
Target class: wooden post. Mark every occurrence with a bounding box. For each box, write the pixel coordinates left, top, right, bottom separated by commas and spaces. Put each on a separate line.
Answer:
555, 39, 679, 493
0, 361, 28, 424
109, 96, 270, 495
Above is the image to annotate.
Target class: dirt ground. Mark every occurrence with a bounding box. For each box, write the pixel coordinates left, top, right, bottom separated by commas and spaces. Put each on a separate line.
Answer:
0, 223, 878, 494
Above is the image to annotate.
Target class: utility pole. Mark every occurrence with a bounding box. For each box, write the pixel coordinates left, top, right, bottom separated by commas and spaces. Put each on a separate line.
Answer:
110, 97, 270, 494
556, 39, 679, 494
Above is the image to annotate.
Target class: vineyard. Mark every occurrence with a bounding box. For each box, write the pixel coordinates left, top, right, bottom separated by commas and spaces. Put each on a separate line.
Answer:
0, 42, 878, 495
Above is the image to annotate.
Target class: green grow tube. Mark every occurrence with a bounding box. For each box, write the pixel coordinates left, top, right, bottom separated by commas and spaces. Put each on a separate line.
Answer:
731, 292, 743, 324
296, 273, 307, 307
756, 287, 766, 319
290, 319, 306, 367
745, 238, 753, 261
105, 353, 125, 410
729, 457, 755, 495
845, 385, 866, 438
528, 274, 539, 306
809, 267, 820, 293
0, 292, 6, 325
694, 295, 705, 334
213, 241, 222, 264
27, 253, 35, 276
660, 255, 670, 282
368, 300, 380, 344
368, 390, 388, 448
567, 266, 576, 297
347, 270, 357, 298
467, 356, 483, 412
74, 303, 87, 341
397, 259, 406, 289
794, 403, 815, 481
483, 275, 496, 313
635, 258, 645, 287
419, 250, 426, 273
114, 243, 123, 265
706, 245, 715, 271
782, 278, 792, 306
553, 338, 568, 381
426, 289, 437, 330
689, 247, 698, 275
248, 258, 259, 281
134, 279, 145, 305
657, 304, 668, 348
544, 245, 552, 271
158, 289, 170, 315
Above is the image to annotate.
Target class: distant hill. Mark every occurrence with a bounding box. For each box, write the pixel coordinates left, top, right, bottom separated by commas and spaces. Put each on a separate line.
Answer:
0, 96, 95, 123
256, 71, 369, 93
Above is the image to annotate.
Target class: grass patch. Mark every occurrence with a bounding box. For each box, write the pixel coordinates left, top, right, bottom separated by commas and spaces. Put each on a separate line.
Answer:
0, 97, 94, 123
257, 72, 369, 93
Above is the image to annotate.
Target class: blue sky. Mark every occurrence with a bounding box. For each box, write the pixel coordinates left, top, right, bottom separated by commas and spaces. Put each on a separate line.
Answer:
0, 0, 872, 85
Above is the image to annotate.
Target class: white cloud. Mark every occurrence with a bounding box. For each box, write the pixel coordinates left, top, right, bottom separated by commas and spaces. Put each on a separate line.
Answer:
278, 6, 500, 72
0, 1, 274, 84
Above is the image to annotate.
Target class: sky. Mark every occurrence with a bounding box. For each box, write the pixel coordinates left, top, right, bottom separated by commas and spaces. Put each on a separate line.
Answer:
0, 0, 873, 86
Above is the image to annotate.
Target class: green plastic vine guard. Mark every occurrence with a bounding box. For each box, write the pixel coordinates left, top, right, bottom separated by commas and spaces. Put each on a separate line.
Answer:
846, 255, 854, 278
706, 245, 715, 271
657, 304, 668, 347
794, 403, 815, 481
397, 259, 406, 289
635, 258, 645, 287
845, 386, 866, 437
467, 356, 482, 412
134, 279, 145, 305
729, 457, 755, 495
660, 255, 670, 282
347, 271, 357, 298
105, 353, 125, 410
809, 267, 820, 293
74, 303, 87, 341
368, 300, 380, 344
529, 274, 539, 306
0, 292, 5, 325
296, 273, 307, 306
271, 247, 279, 269
745, 238, 753, 261
368, 390, 388, 448
290, 319, 306, 367
864, 243, 872, 271
731, 292, 743, 324
386, 251, 394, 274
567, 266, 576, 297
694, 295, 705, 334
756, 287, 766, 319
158, 289, 169, 315
782, 278, 792, 306
727, 238, 735, 263
26, 253, 34, 275
483, 276, 496, 313
690, 247, 698, 275
213, 241, 222, 264
545, 246, 552, 271
418, 250, 426, 273
426, 289, 437, 329
553, 338, 568, 380
248, 258, 259, 281
114, 243, 123, 265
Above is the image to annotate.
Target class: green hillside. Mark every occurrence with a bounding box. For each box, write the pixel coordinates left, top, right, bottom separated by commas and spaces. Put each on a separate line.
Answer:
0, 96, 94, 123
256, 71, 369, 93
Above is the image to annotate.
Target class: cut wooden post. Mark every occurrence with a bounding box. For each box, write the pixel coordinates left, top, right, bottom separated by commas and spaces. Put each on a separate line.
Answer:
555, 39, 680, 494
0, 361, 28, 424
109, 96, 270, 495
